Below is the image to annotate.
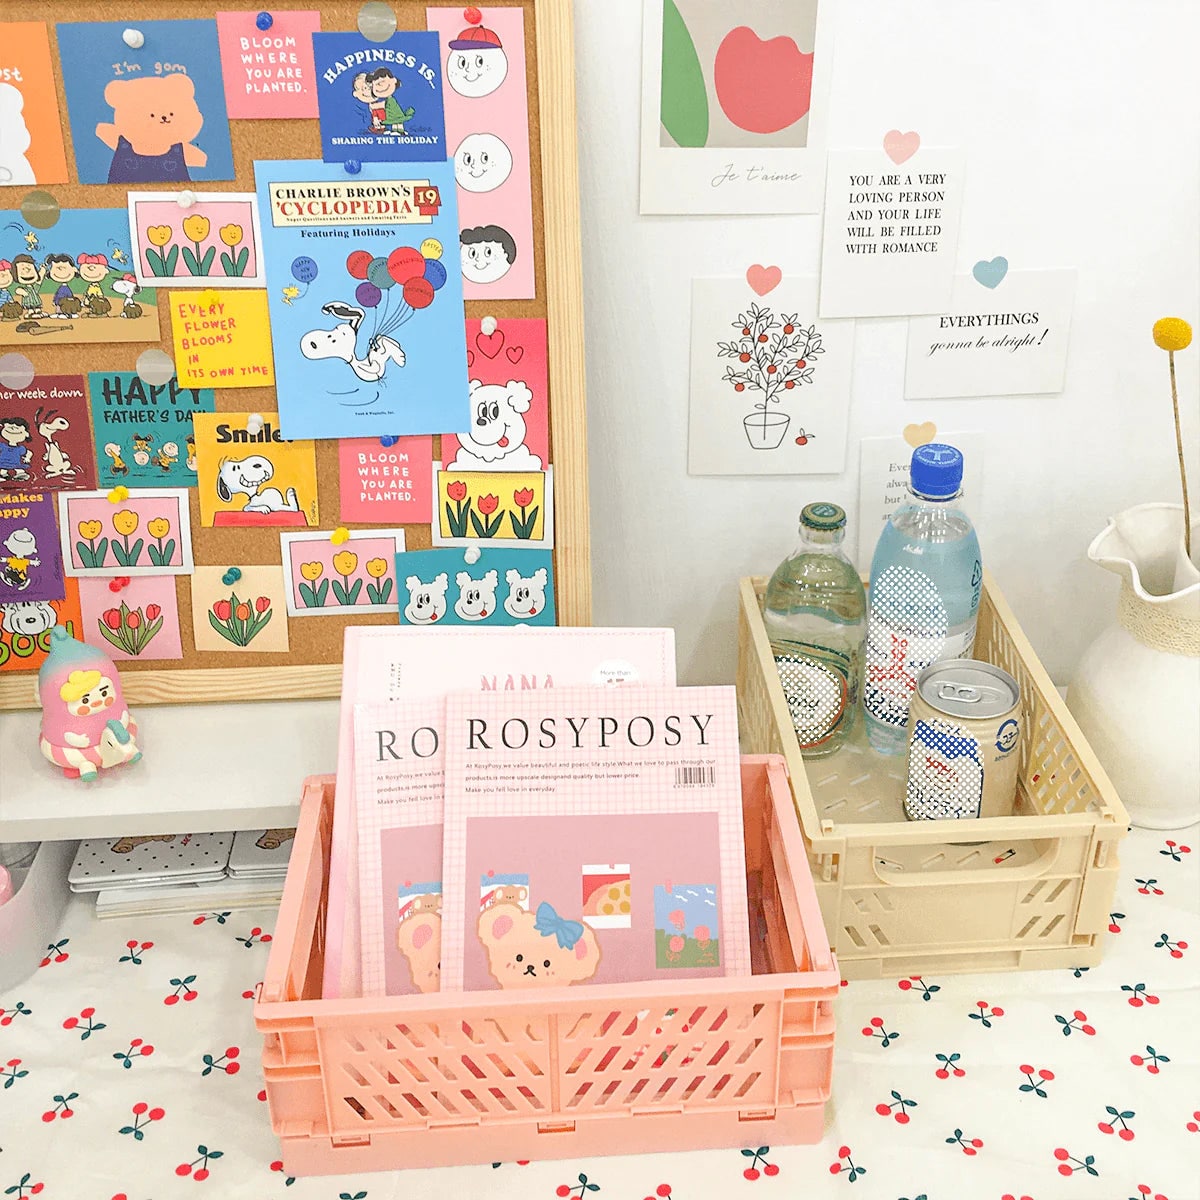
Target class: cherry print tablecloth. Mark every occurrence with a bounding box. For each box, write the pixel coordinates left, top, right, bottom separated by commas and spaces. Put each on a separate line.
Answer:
1, 823, 1196, 1200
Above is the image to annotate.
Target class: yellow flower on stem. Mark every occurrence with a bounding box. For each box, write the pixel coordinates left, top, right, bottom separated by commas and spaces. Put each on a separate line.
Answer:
112, 509, 139, 536
219, 224, 243, 247
1153, 317, 1193, 353
182, 215, 211, 243
77, 520, 103, 540
332, 551, 359, 578
147, 517, 171, 539
146, 224, 173, 247
366, 557, 389, 578
300, 561, 324, 582
1153, 316, 1195, 555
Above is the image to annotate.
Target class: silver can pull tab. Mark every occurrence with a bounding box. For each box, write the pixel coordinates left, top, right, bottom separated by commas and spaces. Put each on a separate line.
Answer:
937, 682, 980, 704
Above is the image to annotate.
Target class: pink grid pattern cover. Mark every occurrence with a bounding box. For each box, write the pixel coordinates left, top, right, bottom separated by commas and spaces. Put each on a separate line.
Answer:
325, 627, 678, 997
440, 685, 750, 991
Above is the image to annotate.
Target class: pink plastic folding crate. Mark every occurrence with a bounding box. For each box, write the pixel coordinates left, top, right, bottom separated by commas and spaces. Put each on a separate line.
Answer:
255, 755, 839, 1175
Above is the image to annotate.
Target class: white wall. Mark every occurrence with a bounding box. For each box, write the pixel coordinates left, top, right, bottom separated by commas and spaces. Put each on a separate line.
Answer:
575, 0, 1200, 685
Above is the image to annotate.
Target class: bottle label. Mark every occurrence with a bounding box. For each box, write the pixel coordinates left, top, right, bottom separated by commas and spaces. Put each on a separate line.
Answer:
905, 717, 984, 820
774, 643, 850, 748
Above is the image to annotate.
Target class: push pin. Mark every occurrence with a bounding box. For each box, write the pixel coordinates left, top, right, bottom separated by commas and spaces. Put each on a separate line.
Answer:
256, 11, 274, 30
177, 190, 197, 209
222, 568, 242, 586
344, 159, 362, 175
330, 526, 350, 545
108, 576, 131, 594
246, 412, 264, 435
122, 28, 145, 49
107, 485, 129, 503
464, 545, 481, 565
480, 314, 498, 336
379, 435, 398, 447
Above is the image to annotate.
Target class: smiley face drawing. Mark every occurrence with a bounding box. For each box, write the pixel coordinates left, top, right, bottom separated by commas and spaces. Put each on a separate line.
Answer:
445, 20, 509, 99
459, 224, 516, 286
453, 132, 513, 194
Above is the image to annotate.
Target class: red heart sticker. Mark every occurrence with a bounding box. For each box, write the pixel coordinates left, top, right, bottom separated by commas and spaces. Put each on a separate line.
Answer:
476, 329, 505, 359
505, 345, 524, 364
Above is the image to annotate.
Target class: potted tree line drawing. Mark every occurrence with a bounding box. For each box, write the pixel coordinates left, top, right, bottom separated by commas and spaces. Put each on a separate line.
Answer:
718, 303, 824, 449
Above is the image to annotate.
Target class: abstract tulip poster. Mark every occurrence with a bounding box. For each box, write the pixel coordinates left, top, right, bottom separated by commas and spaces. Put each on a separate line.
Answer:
640, 0, 833, 214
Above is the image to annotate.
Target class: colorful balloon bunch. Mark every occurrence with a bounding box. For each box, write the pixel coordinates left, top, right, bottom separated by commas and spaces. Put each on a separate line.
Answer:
337, 239, 448, 347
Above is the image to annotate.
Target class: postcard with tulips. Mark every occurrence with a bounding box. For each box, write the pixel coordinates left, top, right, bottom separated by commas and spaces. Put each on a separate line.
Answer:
279, 529, 406, 618
127, 192, 267, 290
190, 565, 290, 653
431, 464, 554, 550
77, 576, 183, 662
58, 488, 193, 578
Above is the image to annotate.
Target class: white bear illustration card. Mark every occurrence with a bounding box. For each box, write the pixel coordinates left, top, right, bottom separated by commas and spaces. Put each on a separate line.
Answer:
280, 528, 406, 618
439, 685, 751, 992
442, 318, 548, 472
396, 547, 555, 627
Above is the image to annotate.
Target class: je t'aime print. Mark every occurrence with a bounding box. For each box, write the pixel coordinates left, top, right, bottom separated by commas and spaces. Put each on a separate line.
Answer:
59, 488, 193, 577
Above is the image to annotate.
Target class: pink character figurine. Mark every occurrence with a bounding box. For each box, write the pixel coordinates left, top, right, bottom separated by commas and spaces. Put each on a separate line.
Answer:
37, 627, 141, 780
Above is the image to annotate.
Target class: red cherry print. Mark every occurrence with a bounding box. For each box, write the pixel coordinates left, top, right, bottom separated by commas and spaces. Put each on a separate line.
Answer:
130, 1037, 142, 1047
132, 1102, 148, 1115
1131, 1054, 1144, 1065
1054, 1149, 1070, 1161
226, 1062, 241, 1075
744, 1168, 760, 1180
1170, 949, 1183, 958
861, 1026, 873, 1036
1058, 1164, 1073, 1176
194, 1169, 210, 1182
55, 953, 67, 963
1109, 922, 1121, 933
1098, 1122, 1114, 1134
184, 990, 198, 1001
1081, 1024, 1095, 1035
257, 1089, 267, 1102
1146, 994, 1160, 1004
177, 1164, 193, 1177
556, 1187, 571, 1198
126, 939, 138, 949
1074, 1009, 1087, 1020
739, 352, 751, 363
193, 917, 205, 926
963, 1146, 976, 1156
1119, 1128, 1135, 1142
828, 1163, 842, 1175
869, 1018, 882, 1028
1130, 996, 1144, 1007
61, 1108, 73, 1119
149, 1107, 165, 1121
225, 1047, 239, 1058
838, 1146, 850, 1158
41, 1111, 55, 1123
29, 1188, 42, 1196
1038, 1069, 1054, 1080
142, 941, 154, 949
80, 1007, 94, 1018
970, 1138, 983, 1147
62, 1017, 78, 1029
164, 995, 179, 1006
39, 958, 50, 968
1147, 1064, 1160, 1075
783, 324, 795, 334
1019, 1064, 1033, 1075
657, 1188, 672, 1198
141, 1044, 154, 1056
764, 1165, 780, 1177
895, 1111, 910, 1125
992, 1007, 1005, 1016
898, 979, 913, 990
875, 1103, 890, 1115
935, 1068, 949, 1079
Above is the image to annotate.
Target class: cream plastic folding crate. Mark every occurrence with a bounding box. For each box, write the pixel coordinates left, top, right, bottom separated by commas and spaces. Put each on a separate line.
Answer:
737, 574, 1129, 979
255, 756, 838, 1176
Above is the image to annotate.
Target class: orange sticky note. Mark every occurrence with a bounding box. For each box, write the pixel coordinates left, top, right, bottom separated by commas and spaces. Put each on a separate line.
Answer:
170, 289, 275, 389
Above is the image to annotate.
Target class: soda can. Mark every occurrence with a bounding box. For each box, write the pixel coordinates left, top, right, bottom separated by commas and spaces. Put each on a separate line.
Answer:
903, 659, 1021, 822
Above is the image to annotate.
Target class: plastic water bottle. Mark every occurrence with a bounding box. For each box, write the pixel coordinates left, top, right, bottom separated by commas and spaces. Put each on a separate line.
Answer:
863, 444, 982, 755
764, 502, 866, 758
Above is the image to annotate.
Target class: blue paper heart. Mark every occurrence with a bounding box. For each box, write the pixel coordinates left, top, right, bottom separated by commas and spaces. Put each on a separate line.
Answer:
972, 257, 1009, 289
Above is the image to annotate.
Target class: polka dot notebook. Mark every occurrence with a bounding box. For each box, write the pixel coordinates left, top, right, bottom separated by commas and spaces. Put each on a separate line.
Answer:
68, 833, 234, 892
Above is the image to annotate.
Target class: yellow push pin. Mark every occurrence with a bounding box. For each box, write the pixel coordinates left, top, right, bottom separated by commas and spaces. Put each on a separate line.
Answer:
330, 526, 350, 545
107, 485, 129, 503
1152, 316, 1194, 556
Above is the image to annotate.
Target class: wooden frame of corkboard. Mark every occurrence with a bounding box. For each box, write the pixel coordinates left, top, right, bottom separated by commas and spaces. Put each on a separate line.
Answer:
0, 0, 589, 710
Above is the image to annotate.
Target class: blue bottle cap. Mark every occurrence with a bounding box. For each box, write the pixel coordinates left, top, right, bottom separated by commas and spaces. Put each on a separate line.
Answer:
910, 442, 964, 498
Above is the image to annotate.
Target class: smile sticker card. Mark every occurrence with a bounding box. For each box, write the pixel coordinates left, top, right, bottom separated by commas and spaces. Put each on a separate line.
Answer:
88, 370, 214, 490
170, 289, 275, 390
192, 410, 318, 529
55, 19, 235, 185
432, 464, 552, 549
0, 578, 81, 673
78, 574, 183, 662
215, 9, 321, 120
0, 23, 70, 187
338, 435, 433, 524
442, 317, 548, 471
58, 488, 193, 578
1, 490, 63, 602
426, 7, 534, 300
128, 192, 266, 289
0, 376, 95, 492
190, 565, 289, 653
280, 528, 406, 618
312, 31, 445, 163
396, 546, 555, 627
0, 209, 159, 347
255, 159, 469, 441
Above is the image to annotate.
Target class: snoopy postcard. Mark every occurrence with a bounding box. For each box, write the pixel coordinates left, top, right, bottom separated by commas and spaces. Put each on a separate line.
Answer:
0, 23, 69, 187
255, 159, 470, 441
439, 685, 751, 992
395, 546, 555, 627
0, 577, 81, 674
0, 208, 160, 347
312, 31, 446, 164
0, 375, 95, 492
0, 489, 64, 603
55, 19, 234, 185
191, 411, 318, 528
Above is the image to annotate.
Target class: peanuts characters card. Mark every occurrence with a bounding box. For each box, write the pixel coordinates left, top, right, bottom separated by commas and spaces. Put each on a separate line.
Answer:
255, 159, 470, 440
0, 209, 159, 347
0, 375, 95, 492
439, 685, 751, 992
0, 23, 70, 187
1, 489, 64, 602
312, 31, 446, 163
192, 411, 318, 528
55, 19, 234, 185
0, 578, 81, 673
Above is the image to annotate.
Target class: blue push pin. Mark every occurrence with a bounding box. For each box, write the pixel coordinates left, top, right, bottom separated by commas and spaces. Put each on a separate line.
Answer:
344, 159, 362, 175
256, 11, 274, 30
379, 435, 398, 447
222, 567, 242, 586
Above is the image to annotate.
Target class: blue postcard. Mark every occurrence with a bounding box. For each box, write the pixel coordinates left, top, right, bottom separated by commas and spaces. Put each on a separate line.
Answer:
55, 20, 234, 185
312, 31, 446, 164
255, 159, 469, 440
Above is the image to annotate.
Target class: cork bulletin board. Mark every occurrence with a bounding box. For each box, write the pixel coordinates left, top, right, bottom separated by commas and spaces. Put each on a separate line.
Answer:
0, 0, 589, 709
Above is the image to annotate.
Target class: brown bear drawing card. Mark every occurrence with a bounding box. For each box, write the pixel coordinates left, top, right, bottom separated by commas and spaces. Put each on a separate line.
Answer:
55, 19, 234, 185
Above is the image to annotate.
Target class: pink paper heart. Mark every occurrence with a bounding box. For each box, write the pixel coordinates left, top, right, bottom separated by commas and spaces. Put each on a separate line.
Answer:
746, 264, 782, 296
883, 129, 920, 165
505, 345, 524, 365
476, 329, 505, 359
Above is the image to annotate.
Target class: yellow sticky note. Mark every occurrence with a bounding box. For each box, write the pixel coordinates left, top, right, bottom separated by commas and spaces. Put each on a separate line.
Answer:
170, 290, 275, 389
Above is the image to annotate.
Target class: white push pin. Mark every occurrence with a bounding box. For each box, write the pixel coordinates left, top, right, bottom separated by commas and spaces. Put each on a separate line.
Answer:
480, 315, 497, 336
246, 412, 264, 435
177, 190, 197, 209
464, 545, 481, 564
123, 28, 145, 49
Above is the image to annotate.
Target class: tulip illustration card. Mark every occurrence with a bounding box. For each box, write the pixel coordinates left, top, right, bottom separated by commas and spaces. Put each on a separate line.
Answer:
0, 375, 95, 492
0, 23, 70, 187
59, 488, 192, 579
819, 141, 967, 318
0, 577, 81, 673
128, 192, 266, 289
689, 272, 855, 475
432, 464, 553, 549
426, 7, 535, 300
440, 685, 751, 992
396, 546, 555, 627
192, 411, 318, 528
170, 290, 275, 390
254, 159, 470, 441
55, 19, 234, 186
905, 268, 1077, 398
337, 435, 433, 524
215, 9, 322, 120
280, 528, 406, 618
78, 575, 182, 662
640, 0, 833, 215
312, 31, 446, 164
0, 208, 160, 347
1, 489, 63, 602
190, 564, 289, 653
88, 370, 214, 490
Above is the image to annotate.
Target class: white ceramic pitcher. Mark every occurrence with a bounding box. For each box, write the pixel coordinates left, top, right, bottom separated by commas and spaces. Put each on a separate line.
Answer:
1068, 504, 1200, 829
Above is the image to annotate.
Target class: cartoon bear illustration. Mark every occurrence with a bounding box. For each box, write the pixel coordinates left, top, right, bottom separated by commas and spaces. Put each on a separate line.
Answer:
95, 75, 207, 185
453, 568, 498, 621
1, 600, 57, 638
476, 901, 601, 990
480, 883, 527, 910
402, 572, 449, 625
110, 834, 175, 855
503, 567, 548, 620
447, 379, 541, 470
396, 910, 441, 994
255, 829, 295, 851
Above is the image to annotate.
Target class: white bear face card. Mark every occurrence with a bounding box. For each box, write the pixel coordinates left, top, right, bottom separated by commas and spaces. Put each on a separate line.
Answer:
396, 547, 554, 627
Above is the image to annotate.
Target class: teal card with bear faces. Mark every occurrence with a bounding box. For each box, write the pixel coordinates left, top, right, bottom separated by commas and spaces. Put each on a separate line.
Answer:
395, 546, 555, 627
55, 20, 234, 185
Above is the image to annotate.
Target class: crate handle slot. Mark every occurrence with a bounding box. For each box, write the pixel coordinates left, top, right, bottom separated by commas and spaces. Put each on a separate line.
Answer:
537, 1120, 576, 1134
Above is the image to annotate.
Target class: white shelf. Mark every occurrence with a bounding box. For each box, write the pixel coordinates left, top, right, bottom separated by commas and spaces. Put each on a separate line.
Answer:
0, 699, 339, 842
